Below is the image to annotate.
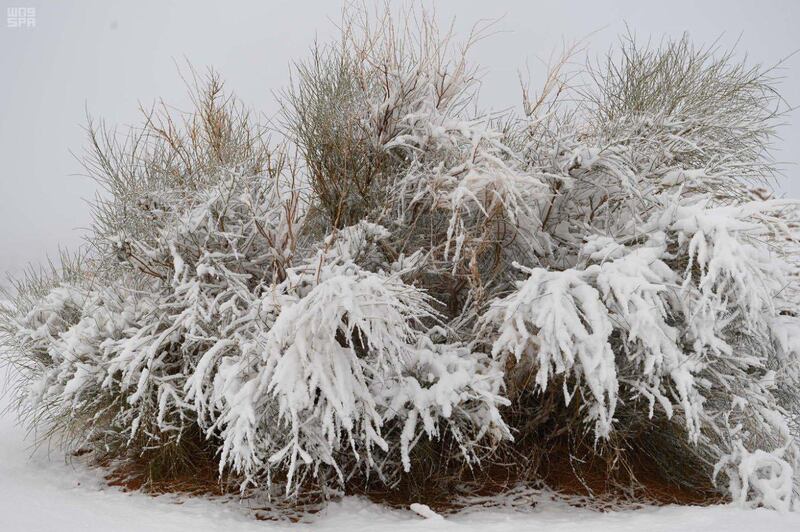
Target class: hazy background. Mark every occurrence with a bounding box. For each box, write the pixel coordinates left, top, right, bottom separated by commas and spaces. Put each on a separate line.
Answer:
1, 0, 799, 283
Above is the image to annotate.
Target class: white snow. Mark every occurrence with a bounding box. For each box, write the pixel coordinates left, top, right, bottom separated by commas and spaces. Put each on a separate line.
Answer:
2, 397, 800, 531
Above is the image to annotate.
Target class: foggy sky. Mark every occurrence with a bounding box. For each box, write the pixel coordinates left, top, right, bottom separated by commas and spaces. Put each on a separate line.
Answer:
1, 0, 799, 283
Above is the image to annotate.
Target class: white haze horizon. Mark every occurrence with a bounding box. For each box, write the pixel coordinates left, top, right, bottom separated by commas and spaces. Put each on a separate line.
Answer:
1, 0, 799, 284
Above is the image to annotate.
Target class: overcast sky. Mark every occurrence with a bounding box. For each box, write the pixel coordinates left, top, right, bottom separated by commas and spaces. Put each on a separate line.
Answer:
1, 0, 799, 282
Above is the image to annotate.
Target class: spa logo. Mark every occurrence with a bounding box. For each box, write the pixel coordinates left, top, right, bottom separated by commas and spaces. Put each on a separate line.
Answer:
7, 7, 36, 28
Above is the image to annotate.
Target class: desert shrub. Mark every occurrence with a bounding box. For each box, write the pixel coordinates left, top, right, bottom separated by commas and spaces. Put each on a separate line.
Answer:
2, 6, 799, 511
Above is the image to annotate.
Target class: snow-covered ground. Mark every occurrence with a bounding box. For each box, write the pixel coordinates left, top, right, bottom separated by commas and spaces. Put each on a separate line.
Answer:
0, 404, 798, 532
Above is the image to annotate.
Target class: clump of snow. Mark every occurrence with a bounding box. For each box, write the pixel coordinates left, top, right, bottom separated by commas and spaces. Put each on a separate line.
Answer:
409, 503, 444, 520
717, 443, 795, 511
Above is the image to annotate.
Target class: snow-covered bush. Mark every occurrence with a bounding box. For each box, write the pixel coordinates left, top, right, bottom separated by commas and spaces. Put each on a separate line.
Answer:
2, 7, 799, 510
